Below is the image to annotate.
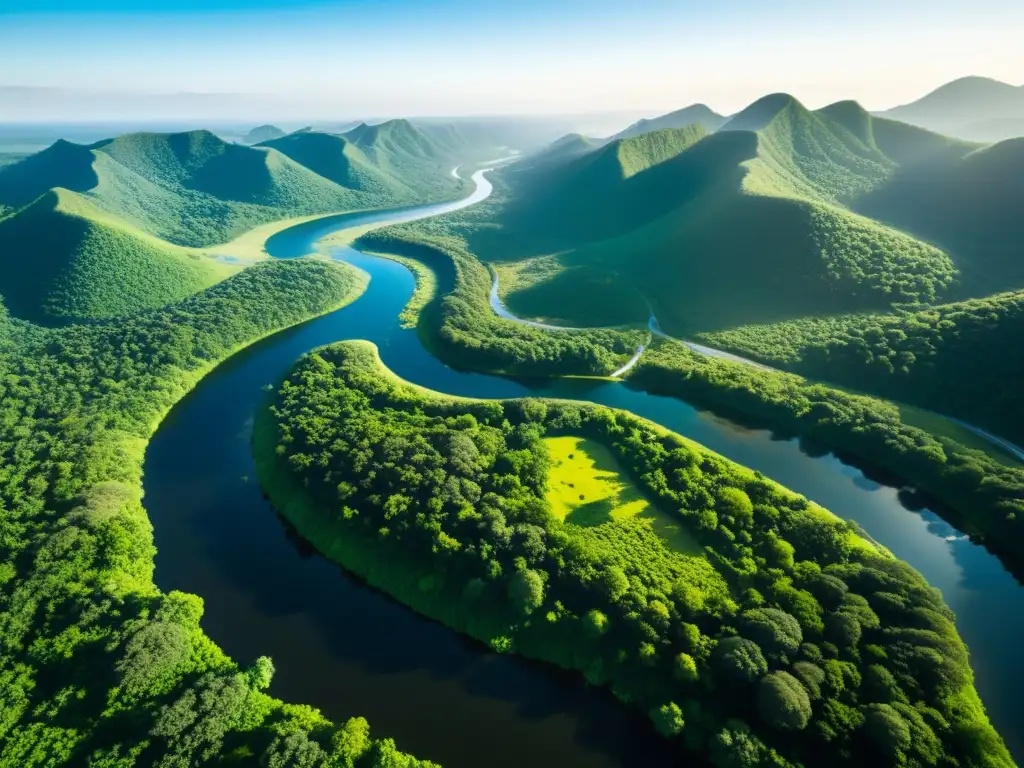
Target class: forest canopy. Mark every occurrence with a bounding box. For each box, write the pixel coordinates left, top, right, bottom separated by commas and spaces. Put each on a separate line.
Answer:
256, 340, 1011, 768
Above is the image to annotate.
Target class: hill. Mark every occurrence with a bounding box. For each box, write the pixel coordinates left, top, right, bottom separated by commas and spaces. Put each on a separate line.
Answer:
0, 121, 482, 322
698, 289, 1024, 442
486, 124, 711, 253
258, 130, 416, 199
243, 124, 286, 144
0, 130, 376, 247
517, 133, 607, 170
0, 189, 233, 323
613, 103, 727, 140
475, 96, 967, 332
878, 76, 1024, 141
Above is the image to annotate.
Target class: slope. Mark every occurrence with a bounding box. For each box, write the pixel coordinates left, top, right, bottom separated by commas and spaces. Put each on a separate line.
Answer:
258, 130, 417, 200
342, 119, 465, 201
516, 133, 607, 170
479, 97, 960, 332
0, 130, 380, 248
856, 137, 1024, 296
0, 189, 233, 323
878, 76, 1024, 141
481, 123, 712, 258
614, 103, 727, 140
698, 289, 1024, 443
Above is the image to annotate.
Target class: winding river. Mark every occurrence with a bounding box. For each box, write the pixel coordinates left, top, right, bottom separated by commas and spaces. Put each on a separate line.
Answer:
143, 169, 1024, 766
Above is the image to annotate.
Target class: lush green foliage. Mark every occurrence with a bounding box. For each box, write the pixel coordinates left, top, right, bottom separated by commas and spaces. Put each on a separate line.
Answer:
458, 101, 974, 333
0, 190, 232, 324
357, 224, 646, 376
0, 260, 429, 766
629, 341, 1024, 574
258, 341, 1010, 768
698, 290, 1024, 443
0, 122, 481, 323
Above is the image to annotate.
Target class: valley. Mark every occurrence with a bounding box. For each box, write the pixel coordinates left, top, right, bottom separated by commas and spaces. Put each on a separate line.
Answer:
0, 73, 1022, 768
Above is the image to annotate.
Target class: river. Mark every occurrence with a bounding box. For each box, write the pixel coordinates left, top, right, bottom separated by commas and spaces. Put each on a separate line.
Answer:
143, 169, 1024, 766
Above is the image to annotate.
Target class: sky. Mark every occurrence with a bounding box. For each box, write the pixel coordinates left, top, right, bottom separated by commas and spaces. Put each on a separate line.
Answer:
0, 0, 1022, 121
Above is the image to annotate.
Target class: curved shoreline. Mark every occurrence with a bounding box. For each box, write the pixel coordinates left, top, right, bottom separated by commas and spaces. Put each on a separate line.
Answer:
143, 169, 1024, 765
488, 273, 1022, 463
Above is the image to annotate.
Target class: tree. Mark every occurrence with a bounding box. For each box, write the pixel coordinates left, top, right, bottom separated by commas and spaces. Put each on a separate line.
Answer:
262, 731, 328, 768
674, 653, 699, 683
583, 609, 609, 637
740, 608, 802, 660
508, 569, 544, 615
713, 637, 767, 684
601, 566, 630, 602
863, 703, 911, 761
758, 671, 812, 731
651, 702, 685, 737
331, 717, 372, 768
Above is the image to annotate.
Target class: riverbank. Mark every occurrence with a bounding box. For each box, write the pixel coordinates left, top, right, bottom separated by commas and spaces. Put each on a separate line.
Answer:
253, 339, 1011, 768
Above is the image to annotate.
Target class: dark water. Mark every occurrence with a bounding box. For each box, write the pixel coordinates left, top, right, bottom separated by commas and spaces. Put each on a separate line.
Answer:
144, 174, 1024, 766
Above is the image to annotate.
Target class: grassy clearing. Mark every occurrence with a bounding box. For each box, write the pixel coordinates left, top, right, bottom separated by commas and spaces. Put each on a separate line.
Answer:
544, 435, 701, 554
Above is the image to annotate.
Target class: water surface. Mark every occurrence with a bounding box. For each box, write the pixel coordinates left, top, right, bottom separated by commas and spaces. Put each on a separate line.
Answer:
144, 172, 1024, 766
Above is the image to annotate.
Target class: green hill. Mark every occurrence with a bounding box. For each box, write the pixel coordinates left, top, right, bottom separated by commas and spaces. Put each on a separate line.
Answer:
698, 289, 1024, 442
877, 76, 1024, 141
483, 124, 711, 256
517, 133, 606, 170
258, 130, 416, 199
477, 97, 963, 332
340, 119, 465, 201
0, 121, 481, 323
614, 103, 727, 139
856, 137, 1024, 296
0, 189, 233, 323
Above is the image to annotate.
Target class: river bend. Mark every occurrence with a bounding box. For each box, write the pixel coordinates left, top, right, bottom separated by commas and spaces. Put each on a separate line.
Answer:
143, 169, 1024, 766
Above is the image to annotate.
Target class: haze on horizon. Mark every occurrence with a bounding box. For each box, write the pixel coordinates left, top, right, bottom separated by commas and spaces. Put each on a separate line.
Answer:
1, 0, 1022, 122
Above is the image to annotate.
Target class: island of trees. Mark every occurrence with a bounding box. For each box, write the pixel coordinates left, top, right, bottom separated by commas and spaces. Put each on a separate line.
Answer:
256, 340, 1011, 768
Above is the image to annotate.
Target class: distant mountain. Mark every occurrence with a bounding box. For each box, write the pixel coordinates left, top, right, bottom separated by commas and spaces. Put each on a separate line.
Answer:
614, 104, 727, 140
516, 133, 608, 170
877, 76, 1024, 141
243, 124, 286, 144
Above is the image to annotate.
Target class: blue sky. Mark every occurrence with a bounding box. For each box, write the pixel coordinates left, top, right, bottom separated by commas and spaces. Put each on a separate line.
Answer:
1, 0, 1021, 119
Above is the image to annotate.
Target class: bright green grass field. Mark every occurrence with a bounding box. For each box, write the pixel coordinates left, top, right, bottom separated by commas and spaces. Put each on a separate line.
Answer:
544, 435, 701, 554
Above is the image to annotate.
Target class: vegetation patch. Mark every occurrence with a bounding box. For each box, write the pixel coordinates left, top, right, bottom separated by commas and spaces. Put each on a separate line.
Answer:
629, 340, 1024, 576
257, 340, 1010, 768
0, 260, 431, 766
697, 289, 1024, 445
545, 436, 699, 554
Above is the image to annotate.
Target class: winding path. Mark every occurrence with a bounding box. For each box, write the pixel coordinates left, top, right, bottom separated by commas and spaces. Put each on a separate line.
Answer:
488, 275, 1024, 462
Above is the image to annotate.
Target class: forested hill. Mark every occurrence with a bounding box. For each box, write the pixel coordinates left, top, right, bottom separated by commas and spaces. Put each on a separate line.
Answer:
473, 97, 1000, 333
698, 289, 1024, 443
0, 120, 482, 324
613, 103, 728, 140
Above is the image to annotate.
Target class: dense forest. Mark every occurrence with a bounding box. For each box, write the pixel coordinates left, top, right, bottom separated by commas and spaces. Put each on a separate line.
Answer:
357, 223, 646, 377
257, 341, 1010, 768
627, 342, 1024, 573
0, 261, 430, 766
698, 290, 1024, 443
